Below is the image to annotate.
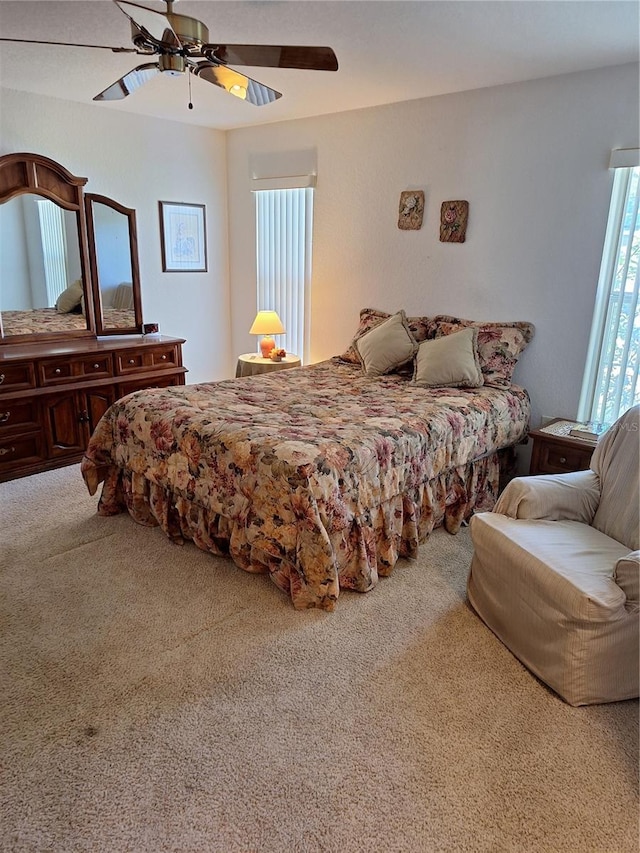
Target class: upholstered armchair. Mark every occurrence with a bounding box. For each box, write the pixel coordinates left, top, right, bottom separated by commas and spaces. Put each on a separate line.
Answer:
467, 405, 639, 706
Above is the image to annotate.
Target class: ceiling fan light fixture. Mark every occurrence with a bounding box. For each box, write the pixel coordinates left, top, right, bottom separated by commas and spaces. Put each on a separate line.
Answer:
230, 83, 247, 100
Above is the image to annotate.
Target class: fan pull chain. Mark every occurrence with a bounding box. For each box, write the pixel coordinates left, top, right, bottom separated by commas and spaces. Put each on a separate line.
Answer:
188, 70, 193, 110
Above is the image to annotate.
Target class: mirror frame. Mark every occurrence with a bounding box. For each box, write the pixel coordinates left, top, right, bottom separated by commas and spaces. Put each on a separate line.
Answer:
85, 193, 143, 336
0, 151, 96, 345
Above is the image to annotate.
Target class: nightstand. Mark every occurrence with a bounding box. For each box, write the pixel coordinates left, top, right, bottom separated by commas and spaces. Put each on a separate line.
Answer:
529, 419, 596, 475
235, 353, 301, 378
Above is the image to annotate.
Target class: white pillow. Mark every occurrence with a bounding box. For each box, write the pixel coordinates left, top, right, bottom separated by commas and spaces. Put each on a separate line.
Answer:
55, 279, 84, 313
355, 310, 418, 376
413, 327, 483, 388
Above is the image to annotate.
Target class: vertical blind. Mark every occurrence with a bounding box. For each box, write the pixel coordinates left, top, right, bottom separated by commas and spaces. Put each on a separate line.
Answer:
255, 187, 314, 364
36, 199, 69, 304
579, 164, 640, 424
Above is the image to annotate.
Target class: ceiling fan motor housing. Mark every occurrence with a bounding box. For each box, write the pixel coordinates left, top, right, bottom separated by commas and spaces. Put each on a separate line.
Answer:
130, 13, 210, 53
159, 54, 184, 75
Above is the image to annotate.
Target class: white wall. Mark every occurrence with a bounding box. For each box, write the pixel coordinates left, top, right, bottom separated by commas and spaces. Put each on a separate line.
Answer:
0, 196, 31, 308
0, 87, 231, 383
226, 64, 639, 438
2, 64, 638, 438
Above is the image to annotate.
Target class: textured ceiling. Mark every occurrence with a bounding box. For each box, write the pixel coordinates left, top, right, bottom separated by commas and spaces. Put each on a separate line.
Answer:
0, 0, 638, 130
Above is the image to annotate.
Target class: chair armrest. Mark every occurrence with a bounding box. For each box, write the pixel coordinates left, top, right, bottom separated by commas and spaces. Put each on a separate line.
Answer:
614, 551, 640, 609
493, 470, 601, 523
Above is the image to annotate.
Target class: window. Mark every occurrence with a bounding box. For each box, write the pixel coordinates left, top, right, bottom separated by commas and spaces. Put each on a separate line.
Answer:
36, 198, 69, 304
254, 187, 314, 364
578, 157, 639, 425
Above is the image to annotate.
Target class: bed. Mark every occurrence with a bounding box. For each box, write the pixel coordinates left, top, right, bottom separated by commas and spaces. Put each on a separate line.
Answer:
81, 310, 534, 610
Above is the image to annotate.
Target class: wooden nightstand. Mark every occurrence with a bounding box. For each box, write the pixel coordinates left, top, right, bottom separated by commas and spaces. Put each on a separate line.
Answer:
235, 353, 301, 378
529, 419, 597, 475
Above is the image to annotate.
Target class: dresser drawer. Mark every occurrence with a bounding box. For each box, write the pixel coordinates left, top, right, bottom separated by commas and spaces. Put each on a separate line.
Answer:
0, 432, 46, 469
531, 439, 594, 475
77, 355, 113, 380
38, 355, 113, 386
115, 350, 147, 374
151, 346, 180, 369
542, 443, 593, 473
115, 344, 181, 375
0, 362, 37, 394
0, 399, 39, 434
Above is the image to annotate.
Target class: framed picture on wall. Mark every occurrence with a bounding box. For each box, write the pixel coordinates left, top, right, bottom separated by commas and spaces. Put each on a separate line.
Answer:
159, 201, 208, 272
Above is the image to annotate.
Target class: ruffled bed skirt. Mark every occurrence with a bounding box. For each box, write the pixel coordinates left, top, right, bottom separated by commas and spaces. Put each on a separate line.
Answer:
85, 447, 515, 611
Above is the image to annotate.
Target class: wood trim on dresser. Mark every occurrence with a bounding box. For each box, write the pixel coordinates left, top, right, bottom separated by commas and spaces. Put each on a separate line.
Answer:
0, 336, 186, 482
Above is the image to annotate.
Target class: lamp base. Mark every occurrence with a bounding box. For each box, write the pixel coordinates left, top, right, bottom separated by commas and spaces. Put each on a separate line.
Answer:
260, 336, 276, 358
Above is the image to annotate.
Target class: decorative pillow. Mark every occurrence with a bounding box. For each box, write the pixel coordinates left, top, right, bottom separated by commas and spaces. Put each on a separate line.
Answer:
614, 550, 639, 607
355, 310, 418, 376
432, 315, 535, 387
339, 308, 437, 364
55, 279, 84, 314
413, 327, 483, 388
339, 308, 391, 363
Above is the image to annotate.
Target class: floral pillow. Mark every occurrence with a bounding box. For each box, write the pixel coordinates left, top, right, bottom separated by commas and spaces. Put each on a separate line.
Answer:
339, 307, 437, 365
432, 315, 535, 387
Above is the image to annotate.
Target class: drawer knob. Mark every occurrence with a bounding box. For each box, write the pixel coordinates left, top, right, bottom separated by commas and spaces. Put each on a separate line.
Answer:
161, 354, 167, 360
0, 446, 15, 456
0, 411, 9, 423
0, 374, 4, 385
559, 456, 567, 464
129, 359, 135, 365
54, 368, 62, 375
93, 363, 100, 369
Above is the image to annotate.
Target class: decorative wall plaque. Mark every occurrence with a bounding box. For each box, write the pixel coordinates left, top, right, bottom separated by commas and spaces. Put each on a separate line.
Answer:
440, 200, 469, 243
398, 190, 425, 230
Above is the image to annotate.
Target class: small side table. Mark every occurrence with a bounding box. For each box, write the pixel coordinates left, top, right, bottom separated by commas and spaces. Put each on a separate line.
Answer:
235, 353, 301, 378
529, 419, 597, 475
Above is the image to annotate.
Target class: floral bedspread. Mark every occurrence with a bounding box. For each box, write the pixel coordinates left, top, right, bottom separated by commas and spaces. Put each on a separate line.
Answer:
81, 359, 531, 610
1, 307, 135, 336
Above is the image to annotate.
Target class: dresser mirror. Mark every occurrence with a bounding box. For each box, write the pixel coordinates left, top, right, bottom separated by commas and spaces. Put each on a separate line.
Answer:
85, 194, 143, 336
0, 152, 143, 344
0, 192, 92, 339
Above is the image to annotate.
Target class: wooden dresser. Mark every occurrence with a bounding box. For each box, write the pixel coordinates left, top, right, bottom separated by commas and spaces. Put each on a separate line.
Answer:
0, 336, 186, 482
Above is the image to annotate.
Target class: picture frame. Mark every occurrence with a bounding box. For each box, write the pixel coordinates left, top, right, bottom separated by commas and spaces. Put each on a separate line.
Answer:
398, 190, 425, 230
159, 201, 208, 272
439, 200, 469, 243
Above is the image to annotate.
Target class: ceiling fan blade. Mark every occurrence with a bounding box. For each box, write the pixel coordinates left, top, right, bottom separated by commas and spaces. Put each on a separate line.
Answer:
93, 62, 161, 101
193, 63, 281, 106
114, 0, 181, 49
0, 37, 136, 53
201, 44, 338, 71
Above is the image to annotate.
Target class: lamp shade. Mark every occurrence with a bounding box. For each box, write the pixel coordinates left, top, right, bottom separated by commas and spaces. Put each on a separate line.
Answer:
249, 310, 285, 336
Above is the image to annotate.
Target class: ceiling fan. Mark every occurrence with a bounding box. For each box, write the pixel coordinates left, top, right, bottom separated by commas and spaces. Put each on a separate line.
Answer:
0, 0, 339, 107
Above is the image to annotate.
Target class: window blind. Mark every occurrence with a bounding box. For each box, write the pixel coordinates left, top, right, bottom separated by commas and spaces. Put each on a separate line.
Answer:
578, 164, 640, 424
255, 187, 314, 363
36, 199, 69, 304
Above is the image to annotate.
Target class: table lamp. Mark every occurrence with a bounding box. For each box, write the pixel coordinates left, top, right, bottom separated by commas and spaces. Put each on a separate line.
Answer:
249, 310, 285, 357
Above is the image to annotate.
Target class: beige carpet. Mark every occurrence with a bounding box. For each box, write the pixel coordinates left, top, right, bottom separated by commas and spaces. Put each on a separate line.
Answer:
1, 465, 638, 853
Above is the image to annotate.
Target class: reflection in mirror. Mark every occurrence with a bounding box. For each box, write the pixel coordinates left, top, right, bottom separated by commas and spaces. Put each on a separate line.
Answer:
0, 194, 91, 337
85, 194, 142, 335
